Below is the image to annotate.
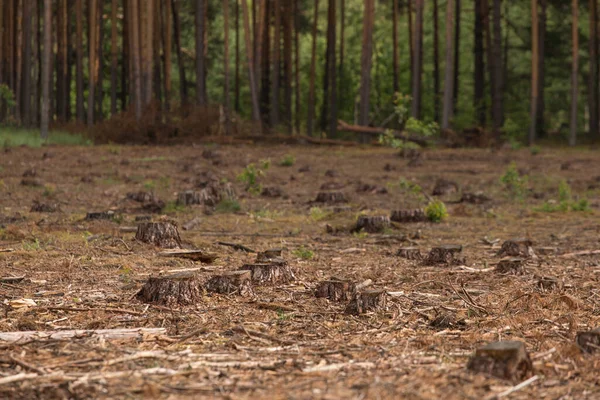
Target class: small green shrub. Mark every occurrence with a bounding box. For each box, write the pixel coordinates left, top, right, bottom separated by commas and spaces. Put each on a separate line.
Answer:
309, 207, 329, 221
352, 229, 368, 239
500, 162, 528, 200
42, 184, 56, 198
571, 198, 591, 212
163, 201, 185, 214
530, 145, 541, 155
237, 161, 269, 195
215, 199, 241, 213
292, 246, 314, 260
280, 154, 295, 167
534, 181, 591, 213
425, 200, 448, 222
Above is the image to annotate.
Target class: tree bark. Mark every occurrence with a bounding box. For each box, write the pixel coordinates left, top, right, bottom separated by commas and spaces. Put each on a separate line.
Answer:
442, 0, 455, 130
130, 0, 142, 119
282, 1, 292, 133
569, 0, 579, 146
162, 0, 172, 110
307, 0, 319, 137
110, 0, 118, 116
259, 0, 270, 125
31, 0, 40, 126
491, 0, 503, 136
95, 0, 105, 122
433, 0, 440, 122
294, 0, 300, 134
87, 0, 97, 126
20, 0, 32, 127
41, 0, 51, 138
452, 0, 460, 115
536, 0, 546, 137
222, 0, 230, 135
75, 0, 84, 121
410, 0, 423, 119
143, 0, 153, 107
195, 0, 206, 105
171, 0, 187, 105
529, 0, 538, 145
235, 0, 240, 113
358, 0, 375, 129
338, 0, 345, 116
325, 0, 337, 136
589, 0, 598, 138
270, 0, 280, 127
392, 0, 399, 93
408, 0, 413, 83
474, 0, 485, 127
241, 0, 260, 121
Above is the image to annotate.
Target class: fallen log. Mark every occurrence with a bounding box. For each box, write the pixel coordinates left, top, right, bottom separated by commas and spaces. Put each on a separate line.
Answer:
336, 119, 432, 147
0, 328, 167, 342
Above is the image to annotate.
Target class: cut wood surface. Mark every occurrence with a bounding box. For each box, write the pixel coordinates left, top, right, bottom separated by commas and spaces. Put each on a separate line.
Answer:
0, 328, 167, 342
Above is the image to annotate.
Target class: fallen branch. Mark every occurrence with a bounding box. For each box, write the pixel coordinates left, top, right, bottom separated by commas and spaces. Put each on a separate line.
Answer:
487, 375, 539, 400
559, 250, 600, 258
0, 248, 15, 253
0, 328, 166, 342
336, 119, 432, 147
44, 306, 145, 316
217, 241, 256, 253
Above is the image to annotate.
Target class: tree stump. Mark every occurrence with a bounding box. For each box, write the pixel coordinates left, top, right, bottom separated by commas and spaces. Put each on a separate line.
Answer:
315, 279, 356, 302
21, 178, 43, 187
460, 192, 491, 204
320, 182, 346, 190
314, 191, 348, 204
127, 191, 157, 203
396, 247, 422, 260
356, 183, 387, 194
255, 249, 283, 263
240, 263, 295, 284
261, 186, 284, 198
423, 245, 463, 265
429, 312, 465, 330
390, 209, 427, 223
432, 179, 459, 196
467, 341, 534, 382
345, 289, 387, 315
135, 222, 182, 248
497, 239, 535, 258
30, 202, 57, 213
177, 190, 216, 206
355, 215, 391, 233
205, 270, 253, 296
85, 211, 116, 221
136, 272, 204, 306
576, 328, 600, 353
158, 249, 218, 263
495, 258, 525, 274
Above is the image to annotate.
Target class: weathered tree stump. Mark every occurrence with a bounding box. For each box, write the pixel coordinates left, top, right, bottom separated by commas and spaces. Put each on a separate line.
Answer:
20, 178, 43, 187
467, 341, 534, 382
576, 328, 600, 353
240, 263, 295, 284
497, 239, 535, 258
135, 222, 182, 248
255, 249, 283, 263
136, 272, 204, 306
333, 206, 352, 213
22, 168, 36, 177
432, 179, 459, 196
460, 192, 491, 204
158, 249, 218, 263
261, 186, 284, 198
324, 169, 338, 177
135, 215, 152, 222
127, 191, 157, 203
85, 211, 116, 221
495, 258, 525, 274
390, 209, 427, 223
356, 183, 388, 194
205, 270, 253, 296
396, 247, 422, 260
355, 215, 391, 233
429, 312, 465, 330
177, 190, 216, 206
423, 245, 463, 265
315, 279, 356, 302
314, 191, 348, 204
30, 202, 57, 213
345, 289, 387, 315
320, 182, 345, 190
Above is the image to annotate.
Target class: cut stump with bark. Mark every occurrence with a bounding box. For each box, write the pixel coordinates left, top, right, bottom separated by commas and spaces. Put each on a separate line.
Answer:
30, 202, 58, 213
390, 209, 427, 223
355, 215, 391, 233
467, 341, 534, 382
315, 279, 356, 302
205, 270, 254, 296
396, 247, 422, 260
496, 258, 525, 275
576, 328, 600, 353
158, 249, 218, 263
85, 211, 116, 221
314, 191, 348, 204
255, 249, 283, 263
240, 263, 295, 285
177, 190, 216, 206
423, 245, 464, 265
345, 289, 387, 315
497, 238, 535, 258
432, 179, 459, 196
136, 272, 204, 306
135, 222, 182, 248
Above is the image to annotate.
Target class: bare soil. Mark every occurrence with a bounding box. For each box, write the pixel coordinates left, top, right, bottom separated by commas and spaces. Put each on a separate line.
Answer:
1, 144, 600, 399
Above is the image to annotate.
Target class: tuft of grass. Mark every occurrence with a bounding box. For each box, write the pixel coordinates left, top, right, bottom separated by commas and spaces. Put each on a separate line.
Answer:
0, 128, 91, 148
353, 229, 368, 239
237, 162, 269, 195
132, 156, 168, 162
535, 181, 591, 213
309, 207, 329, 221
500, 162, 528, 200
143, 180, 156, 190
163, 201, 185, 214
215, 199, 241, 213
42, 184, 56, 198
530, 145, 541, 156
292, 246, 314, 260
280, 154, 296, 167
425, 200, 448, 222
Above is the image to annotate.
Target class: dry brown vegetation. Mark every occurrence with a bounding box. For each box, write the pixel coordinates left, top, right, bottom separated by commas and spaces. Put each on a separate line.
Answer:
0, 143, 600, 398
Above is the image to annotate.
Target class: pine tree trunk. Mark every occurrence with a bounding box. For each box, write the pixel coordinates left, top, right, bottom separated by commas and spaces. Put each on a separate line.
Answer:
41, 0, 51, 138
282, 1, 293, 134
259, 0, 270, 125
95, 0, 105, 122
589, 0, 598, 138
392, 0, 399, 93
222, 0, 230, 134
358, 0, 375, 129
325, 0, 337, 137
452, 0, 460, 115
536, 0, 546, 137
234, 0, 240, 113
569, 0, 579, 146
408, 0, 413, 83
131, 0, 142, 119
161, 0, 171, 111
442, 0, 455, 130
241, 0, 260, 121
270, 0, 280, 128
338, 0, 345, 117
483, 0, 495, 129
410, 0, 423, 119
31, 0, 40, 126
529, 0, 538, 145
294, 0, 300, 134
474, 0, 485, 127
307, 0, 319, 137
195, 0, 206, 105
75, 0, 84, 121
20, 0, 32, 127
110, 0, 118, 115
171, 0, 187, 105
491, 0, 503, 136
87, 0, 96, 126
56, 0, 67, 122
433, 0, 440, 123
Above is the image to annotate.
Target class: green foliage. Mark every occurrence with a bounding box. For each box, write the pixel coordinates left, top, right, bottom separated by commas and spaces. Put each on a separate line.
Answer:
143, 180, 156, 190
500, 162, 528, 200
530, 146, 541, 156
0, 84, 16, 109
42, 184, 56, 198
280, 154, 295, 167
237, 161, 269, 195
571, 199, 591, 212
292, 246, 314, 260
309, 207, 329, 221
535, 181, 591, 213
404, 118, 439, 137
558, 180, 572, 203
119, 265, 133, 283
0, 128, 91, 148
215, 199, 241, 213
378, 130, 421, 150
163, 201, 185, 214
22, 238, 42, 251
425, 200, 448, 222
352, 229, 368, 239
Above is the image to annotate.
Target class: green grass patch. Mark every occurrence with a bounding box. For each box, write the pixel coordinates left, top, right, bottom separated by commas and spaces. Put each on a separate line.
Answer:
292, 246, 314, 260
0, 127, 91, 148
215, 199, 242, 213
425, 200, 448, 222
280, 154, 296, 167
163, 201, 185, 214
131, 156, 169, 162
